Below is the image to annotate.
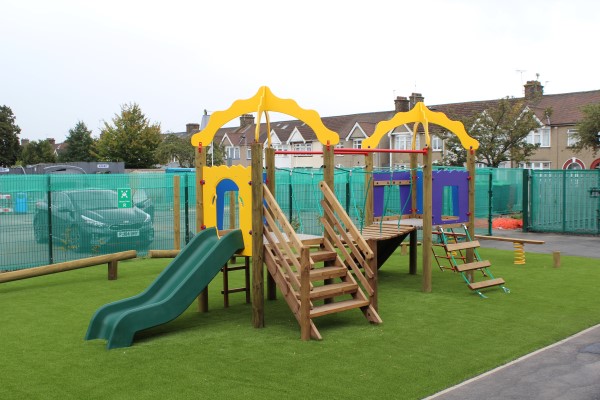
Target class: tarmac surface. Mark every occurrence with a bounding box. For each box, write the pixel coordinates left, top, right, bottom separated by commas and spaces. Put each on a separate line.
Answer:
426, 229, 600, 400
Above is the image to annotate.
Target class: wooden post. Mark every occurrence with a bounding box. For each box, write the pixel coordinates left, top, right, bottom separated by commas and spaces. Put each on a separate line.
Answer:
322, 144, 336, 303
195, 144, 209, 313
410, 153, 418, 218
251, 141, 265, 328
173, 175, 181, 251
422, 146, 432, 293
265, 146, 277, 301
299, 246, 311, 340
108, 260, 118, 280
466, 149, 476, 282
364, 153, 374, 226
553, 251, 561, 268
409, 229, 417, 275
367, 238, 378, 311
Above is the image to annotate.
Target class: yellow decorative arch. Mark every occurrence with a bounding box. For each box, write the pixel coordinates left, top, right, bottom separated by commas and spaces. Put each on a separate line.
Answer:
362, 102, 479, 150
191, 86, 339, 147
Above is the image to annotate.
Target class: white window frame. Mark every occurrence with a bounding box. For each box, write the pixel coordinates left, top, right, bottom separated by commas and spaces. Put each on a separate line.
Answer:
246, 148, 252, 160
526, 127, 550, 147
226, 146, 240, 160
394, 133, 419, 150
431, 136, 443, 152
519, 161, 551, 170
567, 129, 579, 147
352, 139, 363, 149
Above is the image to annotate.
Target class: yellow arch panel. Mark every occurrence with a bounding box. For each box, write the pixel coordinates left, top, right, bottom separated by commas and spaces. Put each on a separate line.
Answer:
362, 102, 479, 150
191, 86, 339, 147
203, 165, 253, 257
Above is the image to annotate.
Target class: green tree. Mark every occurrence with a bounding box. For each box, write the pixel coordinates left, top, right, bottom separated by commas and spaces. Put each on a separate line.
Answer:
58, 121, 97, 162
442, 98, 541, 167
96, 103, 162, 168
20, 139, 57, 165
0, 105, 21, 167
154, 134, 195, 167
572, 102, 600, 155
207, 143, 226, 166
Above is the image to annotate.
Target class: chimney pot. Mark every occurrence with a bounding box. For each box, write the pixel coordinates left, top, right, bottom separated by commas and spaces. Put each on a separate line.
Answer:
524, 80, 544, 100
240, 114, 255, 127
409, 92, 424, 108
186, 123, 200, 135
394, 96, 410, 112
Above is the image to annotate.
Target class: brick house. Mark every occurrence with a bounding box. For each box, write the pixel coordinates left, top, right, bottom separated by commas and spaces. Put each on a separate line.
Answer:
186, 81, 600, 170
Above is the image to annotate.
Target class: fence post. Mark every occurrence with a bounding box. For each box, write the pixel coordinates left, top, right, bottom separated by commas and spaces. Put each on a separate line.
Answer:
46, 175, 54, 264
562, 170, 567, 233
522, 168, 529, 232
487, 171, 493, 236
184, 174, 190, 244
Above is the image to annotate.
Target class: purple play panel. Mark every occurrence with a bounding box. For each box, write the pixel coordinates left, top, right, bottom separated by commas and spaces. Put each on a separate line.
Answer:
372, 170, 469, 225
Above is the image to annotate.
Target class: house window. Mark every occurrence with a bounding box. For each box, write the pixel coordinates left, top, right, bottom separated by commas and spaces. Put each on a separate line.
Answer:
567, 129, 579, 147
246, 148, 252, 159
291, 142, 312, 156
562, 158, 585, 170
352, 139, 363, 149
526, 127, 550, 147
394, 133, 419, 150
226, 146, 240, 160
519, 161, 551, 170
431, 136, 443, 152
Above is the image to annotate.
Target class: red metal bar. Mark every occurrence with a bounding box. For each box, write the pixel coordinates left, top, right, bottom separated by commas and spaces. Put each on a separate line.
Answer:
274, 148, 428, 155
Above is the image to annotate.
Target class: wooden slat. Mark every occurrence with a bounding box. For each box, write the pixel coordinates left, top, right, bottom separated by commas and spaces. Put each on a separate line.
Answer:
310, 299, 370, 318
303, 282, 358, 300
435, 231, 545, 245
373, 179, 411, 186
455, 260, 491, 272
296, 265, 348, 281
321, 202, 373, 278
445, 240, 481, 252
469, 278, 506, 290
309, 250, 338, 263
263, 186, 304, 251
319, 181, 374, 259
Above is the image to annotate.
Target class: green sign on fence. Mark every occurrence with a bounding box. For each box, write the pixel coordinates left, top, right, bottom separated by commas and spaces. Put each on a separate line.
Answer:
117, 188, 132, 208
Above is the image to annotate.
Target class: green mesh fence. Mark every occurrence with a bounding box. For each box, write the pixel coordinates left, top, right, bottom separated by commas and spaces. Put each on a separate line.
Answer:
5, 167, 592, 272
0, 173, 195, 272
529, 169, 600, 234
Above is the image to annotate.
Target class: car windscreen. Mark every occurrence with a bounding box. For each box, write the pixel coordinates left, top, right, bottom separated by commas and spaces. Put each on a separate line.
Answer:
68, 191, 118, 210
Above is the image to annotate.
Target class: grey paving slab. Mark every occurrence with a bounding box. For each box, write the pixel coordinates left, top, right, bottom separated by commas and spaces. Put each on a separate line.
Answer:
425, 324, 600, 400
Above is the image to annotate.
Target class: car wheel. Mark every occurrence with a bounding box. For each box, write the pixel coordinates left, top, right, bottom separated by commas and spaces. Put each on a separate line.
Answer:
33, 215, 48, 243
69, 225, 88, 252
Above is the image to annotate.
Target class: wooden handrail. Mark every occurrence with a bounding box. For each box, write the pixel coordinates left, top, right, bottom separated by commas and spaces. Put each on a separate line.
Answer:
319, 181, 374, 259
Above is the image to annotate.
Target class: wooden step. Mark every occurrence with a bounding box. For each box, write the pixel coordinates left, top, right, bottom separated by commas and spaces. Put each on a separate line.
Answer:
306, 282, 358, 300
455, 260, 491, 272
468, 278, 505, 291
297, 265, 348, 281
445, 240, 481, 252
310, 299, 370, 318
309, 250, 338, 263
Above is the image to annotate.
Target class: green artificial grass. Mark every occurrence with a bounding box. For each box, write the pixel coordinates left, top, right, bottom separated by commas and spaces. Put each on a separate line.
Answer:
1, 248, 599, 399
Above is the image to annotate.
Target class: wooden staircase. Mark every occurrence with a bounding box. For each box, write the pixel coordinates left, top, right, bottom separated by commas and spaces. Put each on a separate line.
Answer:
433, 226, 509, 298
262, 182, 381, 340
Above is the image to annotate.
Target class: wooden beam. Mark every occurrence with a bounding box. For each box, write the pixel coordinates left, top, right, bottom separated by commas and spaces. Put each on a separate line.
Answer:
364, 153, 374, 226
0, 250, 137, 284
466, 149, 476, 283
422, 147, 432, 293
195, 143, 208, 313
265, 146, 277, 301
251, 142, 265, 328
373, 180, 411, 186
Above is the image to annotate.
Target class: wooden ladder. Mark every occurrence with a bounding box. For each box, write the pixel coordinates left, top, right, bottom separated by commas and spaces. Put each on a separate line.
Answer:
434, 225, 509, 298
263, 184, 381, 340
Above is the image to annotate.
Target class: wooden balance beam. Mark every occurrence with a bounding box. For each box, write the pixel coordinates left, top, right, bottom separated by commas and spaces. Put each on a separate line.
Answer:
0, 250, 137, 284
438, 232, 545, 265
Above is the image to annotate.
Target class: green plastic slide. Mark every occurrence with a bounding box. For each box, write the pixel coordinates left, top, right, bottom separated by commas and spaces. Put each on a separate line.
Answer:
85, 228, 244, 349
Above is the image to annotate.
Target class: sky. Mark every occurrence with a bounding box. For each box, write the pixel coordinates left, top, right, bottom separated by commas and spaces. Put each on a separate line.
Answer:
2, 0, 599, 143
